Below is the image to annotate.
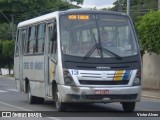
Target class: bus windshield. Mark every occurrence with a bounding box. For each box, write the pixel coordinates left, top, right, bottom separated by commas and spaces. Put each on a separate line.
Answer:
60, 14, 138, 58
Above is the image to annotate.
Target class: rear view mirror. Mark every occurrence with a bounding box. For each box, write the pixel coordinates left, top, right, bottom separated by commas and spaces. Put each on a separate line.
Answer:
48, 20, 57, 41
49, 29, 57, 41
140, 49, 144, 57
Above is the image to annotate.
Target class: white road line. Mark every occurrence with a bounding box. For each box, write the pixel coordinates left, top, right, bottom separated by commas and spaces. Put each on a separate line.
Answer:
0, 101, 31, 111
0, 90, 8, 93
6, 89, 18, 92
0, 101, 61, 120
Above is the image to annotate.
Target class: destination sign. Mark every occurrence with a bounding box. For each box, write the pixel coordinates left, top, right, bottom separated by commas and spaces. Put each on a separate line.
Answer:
68, 15, 89, 20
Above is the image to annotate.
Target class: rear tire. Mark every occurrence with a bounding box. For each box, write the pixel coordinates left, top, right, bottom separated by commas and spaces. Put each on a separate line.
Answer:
122, 102, 135, 112
27, 84, 44, 104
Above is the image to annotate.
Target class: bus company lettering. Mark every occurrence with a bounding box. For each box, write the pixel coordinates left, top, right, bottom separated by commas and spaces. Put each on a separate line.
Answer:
24, 62, 29, 69
35, 62, 43, 70
23, 62, 43, 70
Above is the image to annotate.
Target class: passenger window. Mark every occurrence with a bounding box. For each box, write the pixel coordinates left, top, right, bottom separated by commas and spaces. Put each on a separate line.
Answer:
21, 30, 27, 54
27, 26, 36, 53
36, 23, 46, 53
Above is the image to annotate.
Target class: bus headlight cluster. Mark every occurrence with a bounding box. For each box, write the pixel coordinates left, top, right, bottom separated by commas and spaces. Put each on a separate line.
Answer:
133, 77, 141, 86
63, 68, 76, 86
64, 76, 75, 86
132, 70, 141, 86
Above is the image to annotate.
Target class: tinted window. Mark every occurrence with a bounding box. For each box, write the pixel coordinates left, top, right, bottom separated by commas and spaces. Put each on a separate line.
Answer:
36, 23, 46, 53
27, 26, 36, 53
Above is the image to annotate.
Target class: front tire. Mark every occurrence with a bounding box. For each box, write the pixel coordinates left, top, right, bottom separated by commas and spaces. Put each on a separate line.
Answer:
122, 102, 135, 112
54, 85, 67, 112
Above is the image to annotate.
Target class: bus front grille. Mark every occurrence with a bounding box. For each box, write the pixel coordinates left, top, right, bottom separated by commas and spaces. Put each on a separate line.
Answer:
79, 80, 129, 85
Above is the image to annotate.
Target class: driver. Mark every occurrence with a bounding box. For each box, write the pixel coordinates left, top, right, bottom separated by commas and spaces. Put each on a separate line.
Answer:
101, 31, 115, 47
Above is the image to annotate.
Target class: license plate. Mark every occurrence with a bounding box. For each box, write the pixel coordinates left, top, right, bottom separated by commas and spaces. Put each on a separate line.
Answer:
94, 90, 109, 95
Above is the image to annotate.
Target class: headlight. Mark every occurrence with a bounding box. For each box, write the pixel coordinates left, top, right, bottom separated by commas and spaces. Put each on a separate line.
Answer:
63, 68, 76, 86
132, 70, 141, 86
133, 77, 141, 86
64, 76, 75, 86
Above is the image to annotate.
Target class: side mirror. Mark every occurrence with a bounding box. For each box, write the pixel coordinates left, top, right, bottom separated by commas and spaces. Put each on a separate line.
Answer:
51, 58, 57, 64
140, 49, 144, 57
49, 29, 57, 42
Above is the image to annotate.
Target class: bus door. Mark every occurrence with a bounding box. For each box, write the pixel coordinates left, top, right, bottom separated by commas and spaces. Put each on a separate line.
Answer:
19, 29, 27, 92
45, 20, 57, 97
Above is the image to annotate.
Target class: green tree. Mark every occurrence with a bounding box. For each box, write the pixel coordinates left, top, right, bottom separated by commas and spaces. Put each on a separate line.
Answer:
51, 1, 80, 11
0, 41, 3, 74
0, 0, 79, 24
0, 41, 4, 69
0, 23, 12, 40
136, 10, 160, 54
110, 0, 158, 22
70, 0, 84, 5
2, 40, 15, 74
0, 0, 79, 40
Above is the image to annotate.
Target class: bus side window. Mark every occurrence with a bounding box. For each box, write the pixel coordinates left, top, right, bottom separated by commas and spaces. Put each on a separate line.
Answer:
27, 26, 36, 53
15, 30, 20, 56
48, 20, 57, 60
36, 23, 46, 53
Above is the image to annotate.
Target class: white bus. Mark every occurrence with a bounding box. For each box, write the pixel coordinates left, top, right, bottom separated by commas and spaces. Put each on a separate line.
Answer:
14, 9, 142, 112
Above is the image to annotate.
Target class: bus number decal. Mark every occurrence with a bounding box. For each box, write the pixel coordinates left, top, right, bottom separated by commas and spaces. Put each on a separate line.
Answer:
71, 70, 79, 75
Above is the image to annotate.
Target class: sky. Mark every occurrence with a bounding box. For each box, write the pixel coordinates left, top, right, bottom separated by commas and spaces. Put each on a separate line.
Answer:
74, 0, 117, 9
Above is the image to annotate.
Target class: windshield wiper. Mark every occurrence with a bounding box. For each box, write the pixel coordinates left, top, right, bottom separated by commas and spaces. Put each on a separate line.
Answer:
101, 47, 122, 60
83, 43, 98, 59
83, 44, 122, 60
90, 30, 101, 56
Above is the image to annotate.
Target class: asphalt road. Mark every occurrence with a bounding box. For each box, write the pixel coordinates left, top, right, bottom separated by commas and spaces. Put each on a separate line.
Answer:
0, 76, 160, 120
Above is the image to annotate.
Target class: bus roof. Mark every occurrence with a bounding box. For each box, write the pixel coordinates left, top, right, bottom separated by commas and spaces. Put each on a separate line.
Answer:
17, 11, 59, 28
17, 9, 127, 28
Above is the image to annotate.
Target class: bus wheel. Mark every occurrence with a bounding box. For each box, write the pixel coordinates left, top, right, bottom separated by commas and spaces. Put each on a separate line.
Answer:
122, 102, 135, 112
55, 86, 67, 112
27, 84, 37, 104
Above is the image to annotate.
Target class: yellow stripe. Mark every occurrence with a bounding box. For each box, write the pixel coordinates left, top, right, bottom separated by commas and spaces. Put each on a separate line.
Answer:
50, 64, 55, 81
114, 70, 124, 81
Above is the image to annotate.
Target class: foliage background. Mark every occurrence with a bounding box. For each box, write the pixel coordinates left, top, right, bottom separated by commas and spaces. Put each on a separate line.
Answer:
136, 10, 160, 54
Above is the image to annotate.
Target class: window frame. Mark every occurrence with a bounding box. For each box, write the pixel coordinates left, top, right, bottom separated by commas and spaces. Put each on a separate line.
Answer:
36, 23, 46, 53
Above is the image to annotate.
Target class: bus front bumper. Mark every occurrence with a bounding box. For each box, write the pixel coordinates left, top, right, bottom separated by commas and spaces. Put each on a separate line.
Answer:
58, 85, 141, 103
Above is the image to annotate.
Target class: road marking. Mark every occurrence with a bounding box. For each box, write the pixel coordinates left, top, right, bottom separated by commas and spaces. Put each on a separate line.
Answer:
0, 101, 62, 120
0, 101, 31, 111
0, 90, 8, 93
0, 89, 18, 93
6, 89, 18, 92
0, 100, 61, 120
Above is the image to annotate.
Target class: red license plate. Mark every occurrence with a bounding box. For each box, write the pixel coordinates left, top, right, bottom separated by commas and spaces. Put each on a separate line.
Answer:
94, 90, 109, 95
